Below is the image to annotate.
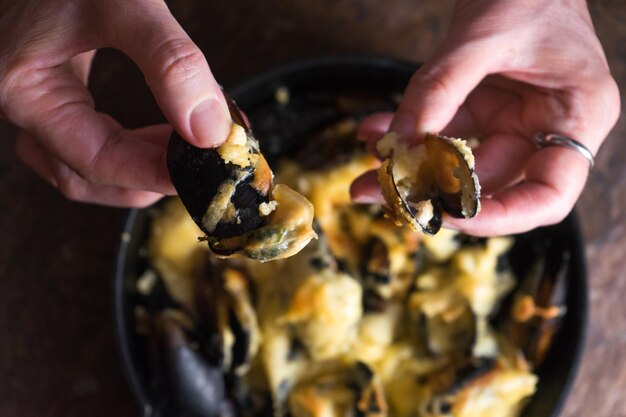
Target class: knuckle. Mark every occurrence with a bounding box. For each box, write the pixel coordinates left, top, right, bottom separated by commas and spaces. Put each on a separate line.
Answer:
408, 68, 454, 104
600, 77, 621, 126
55, 163, 97, 202
88, 131, 124, 185
572, 73, 621, 141
0, 62, 34, 115
152, 38, 206, 87
57, 175, 87, 202
69, 158, 97, 184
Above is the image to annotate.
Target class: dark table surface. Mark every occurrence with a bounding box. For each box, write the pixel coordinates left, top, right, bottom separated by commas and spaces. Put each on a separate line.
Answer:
1, 1, 625, 416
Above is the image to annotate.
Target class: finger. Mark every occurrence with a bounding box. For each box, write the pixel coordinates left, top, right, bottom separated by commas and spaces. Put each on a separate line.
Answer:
14, 131, 58, 186
62, 50, 97, 85
472, 133, 535, 195
15, 131, 164, 207
350, 170, 384, 204
391, 37, 502, 140
439, 104, 480, 138
357, 112, 394, 141
101, 2, 230, 148
4, 66, 175, 195
444, 146, 589, 236
357, 112, 394, 155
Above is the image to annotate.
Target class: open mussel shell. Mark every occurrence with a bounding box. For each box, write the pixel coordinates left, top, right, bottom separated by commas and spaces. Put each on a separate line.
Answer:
378, 158, 443, 235
378, 134, 480, 235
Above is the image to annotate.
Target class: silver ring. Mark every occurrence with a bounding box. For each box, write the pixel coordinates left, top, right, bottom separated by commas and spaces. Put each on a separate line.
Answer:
533, 133, 595, 169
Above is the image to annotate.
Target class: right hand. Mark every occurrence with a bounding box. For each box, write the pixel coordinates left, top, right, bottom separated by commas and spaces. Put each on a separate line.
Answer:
0, 0, 231, 207
351, 0, 619, 236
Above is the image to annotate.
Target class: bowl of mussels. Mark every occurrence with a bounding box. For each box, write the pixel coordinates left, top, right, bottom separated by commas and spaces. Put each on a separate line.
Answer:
114, 57, 588, 417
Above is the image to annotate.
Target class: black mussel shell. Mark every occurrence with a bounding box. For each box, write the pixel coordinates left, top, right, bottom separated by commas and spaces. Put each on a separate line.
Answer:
167, 131, 269, 238
151, 313, 227, 417
503, 237, 569, 369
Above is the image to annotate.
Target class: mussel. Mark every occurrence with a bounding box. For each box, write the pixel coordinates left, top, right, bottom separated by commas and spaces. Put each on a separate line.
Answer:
150, 311, 234, 417
503, 237, 568, 369
377, 133, 481, 235
143, 262, 270, 417
287, 361, 387, 417
420, 358, 537, 417
167, 96, 316, 262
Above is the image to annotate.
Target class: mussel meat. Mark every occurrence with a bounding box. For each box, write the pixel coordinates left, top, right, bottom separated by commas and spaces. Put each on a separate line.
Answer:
377, 133, 481, 235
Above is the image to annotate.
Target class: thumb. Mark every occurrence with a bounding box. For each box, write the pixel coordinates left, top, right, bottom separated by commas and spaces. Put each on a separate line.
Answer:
391, 38, 497, 139
105, 2, 231, 148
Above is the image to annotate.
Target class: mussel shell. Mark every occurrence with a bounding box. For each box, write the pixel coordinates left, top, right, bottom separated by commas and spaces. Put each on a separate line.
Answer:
352, 362, 387, 417
167, 131, 270, 239
151, 313, 227, 417
287, 361, 387, 417
420, 358, 496, 415
503, 237, 569, 369
378, 158, 443, 235
378, 134, 479, 235
428, 135, 480, 219
447, 358, 497, 395
207, 224, 301, 260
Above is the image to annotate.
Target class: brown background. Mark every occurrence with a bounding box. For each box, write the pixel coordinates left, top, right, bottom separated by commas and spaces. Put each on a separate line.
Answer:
1, 1, 625, 416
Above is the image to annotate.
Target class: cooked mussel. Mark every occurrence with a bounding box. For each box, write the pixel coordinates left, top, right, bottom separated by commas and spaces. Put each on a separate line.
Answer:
420, 357, 537, 417
504, 238, 568, 369
150, 310, 233, 417
205, 184, 316, 261
167, 96, 316, 262
287, 361, 387, 417
167, 124, 272, 239
377, 133, 481, 235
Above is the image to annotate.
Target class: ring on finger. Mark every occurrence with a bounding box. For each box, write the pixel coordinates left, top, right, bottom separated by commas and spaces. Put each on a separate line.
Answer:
533, 132, 595, 170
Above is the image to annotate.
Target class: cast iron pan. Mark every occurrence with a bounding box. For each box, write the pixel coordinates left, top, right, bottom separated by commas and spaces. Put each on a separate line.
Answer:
113, 56, 587, 417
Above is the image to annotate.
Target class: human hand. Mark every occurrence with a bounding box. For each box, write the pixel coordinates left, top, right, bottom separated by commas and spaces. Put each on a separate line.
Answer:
0, 0, 231, 207
351, 0, 620, 236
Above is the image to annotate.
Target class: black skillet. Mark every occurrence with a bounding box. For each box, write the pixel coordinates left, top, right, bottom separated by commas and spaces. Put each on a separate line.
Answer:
114, 56, 587, 417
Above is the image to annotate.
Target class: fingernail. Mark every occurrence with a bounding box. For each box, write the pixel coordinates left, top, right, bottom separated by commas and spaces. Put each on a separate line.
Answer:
190, 98, 230, 147
352, 193, 382, 204
389, 112, 417, 143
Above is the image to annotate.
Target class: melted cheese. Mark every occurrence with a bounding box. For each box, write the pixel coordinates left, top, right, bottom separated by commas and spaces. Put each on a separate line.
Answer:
202, 179, 237, 233
148, 139, 535, 417
217, 123, 255, 167
376, 132, 427, 195
148, 198, 207, 313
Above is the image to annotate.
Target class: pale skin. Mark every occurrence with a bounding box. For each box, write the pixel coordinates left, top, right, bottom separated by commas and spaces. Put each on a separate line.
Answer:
1, 0, 620, 236
0, 0, 231, 207
351, 0, 620, 236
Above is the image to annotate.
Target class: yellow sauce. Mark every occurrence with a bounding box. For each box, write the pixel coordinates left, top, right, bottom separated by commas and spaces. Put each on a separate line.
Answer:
146, 127, 537, 417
